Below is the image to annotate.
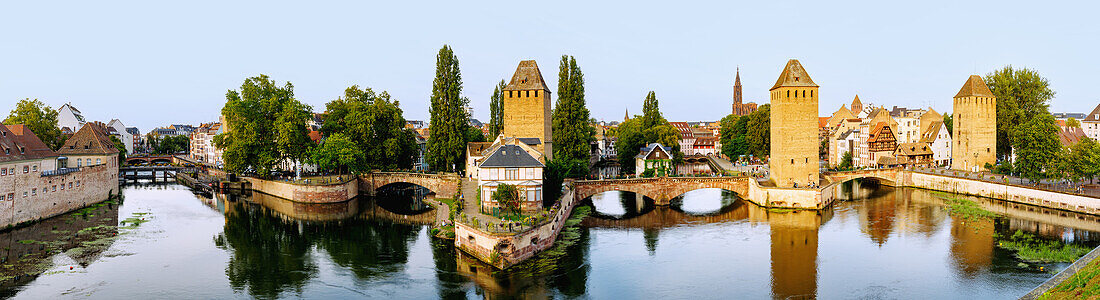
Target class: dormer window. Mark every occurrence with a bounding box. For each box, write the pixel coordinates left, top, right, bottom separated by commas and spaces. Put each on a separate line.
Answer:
794, 77, 800, 82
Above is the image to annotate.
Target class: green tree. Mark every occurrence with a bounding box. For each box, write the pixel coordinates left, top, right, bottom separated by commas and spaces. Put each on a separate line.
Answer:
1068, 138, 1100, 184
465, 125, 486, 143
321, 86, 418, 171
719, 114, 749, 159
985, 66, 1056, 161
215, 75, 312, 176
943, 113, 953, 134
3, 98, 64, 150
309, 133, 365, 174
153, 135, 189, 154
109, 135, 127, 165
544, 158, 588, 204
426, 45, 470, 173
615, 92, 680, 175
488, 80, 506, 138
1012, 114, 1061, 182
746, 104, 771, 158
492, 183, 520, 216
552, 55, 596, 164
1066, 117, 1081, 128
839, 151, 853, 170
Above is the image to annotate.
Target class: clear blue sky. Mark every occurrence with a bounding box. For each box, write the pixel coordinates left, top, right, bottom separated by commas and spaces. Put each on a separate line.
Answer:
2, 1, 1097, 132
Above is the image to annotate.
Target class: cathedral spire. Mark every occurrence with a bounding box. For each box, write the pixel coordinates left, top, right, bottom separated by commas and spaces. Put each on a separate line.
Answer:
733, 67, 743, 105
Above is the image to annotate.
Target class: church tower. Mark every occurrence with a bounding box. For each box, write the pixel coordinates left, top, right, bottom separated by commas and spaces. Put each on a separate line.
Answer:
733, 68, 743, 111
951, 75, 997, 171
502, 60, 553, 160
769, 59, 819, 188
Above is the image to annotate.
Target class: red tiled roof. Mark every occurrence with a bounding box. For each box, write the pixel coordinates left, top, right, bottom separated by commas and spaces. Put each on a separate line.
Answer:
308, 130, 323, 143
818, 117, 829, 128
1, 124, 59, 162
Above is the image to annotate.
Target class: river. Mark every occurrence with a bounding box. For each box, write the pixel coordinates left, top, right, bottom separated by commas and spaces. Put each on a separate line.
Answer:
1, 180, 1097, 299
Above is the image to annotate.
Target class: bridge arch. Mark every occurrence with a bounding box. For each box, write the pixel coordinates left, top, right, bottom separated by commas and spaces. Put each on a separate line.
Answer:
823, 169, 904, 186
360, 172, 460, 200
573, 177, 753, 206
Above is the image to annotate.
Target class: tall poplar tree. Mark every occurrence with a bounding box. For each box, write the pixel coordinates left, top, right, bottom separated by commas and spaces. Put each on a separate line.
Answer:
426, 45, 469, 172
552, 55, 596, 164
488, 80, 506, 138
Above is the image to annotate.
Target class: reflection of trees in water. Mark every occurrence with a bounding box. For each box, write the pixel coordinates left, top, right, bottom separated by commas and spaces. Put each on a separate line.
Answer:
447, 221, 592, 298
374, 183, 432, 215
215, 201, 421, 299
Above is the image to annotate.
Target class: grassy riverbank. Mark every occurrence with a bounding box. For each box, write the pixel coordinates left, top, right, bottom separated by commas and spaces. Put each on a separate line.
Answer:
1040, 257, 1100, 299
932, 191, 998, 222
508, 205, 592, 275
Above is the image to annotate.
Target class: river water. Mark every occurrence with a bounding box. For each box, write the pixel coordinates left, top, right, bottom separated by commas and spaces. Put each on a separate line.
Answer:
1, 180, 1097, 299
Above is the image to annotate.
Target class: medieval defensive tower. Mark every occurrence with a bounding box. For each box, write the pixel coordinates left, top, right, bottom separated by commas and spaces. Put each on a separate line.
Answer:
951, 75, 997, 171
769, 59, 819, 188
502, 60, 553, 159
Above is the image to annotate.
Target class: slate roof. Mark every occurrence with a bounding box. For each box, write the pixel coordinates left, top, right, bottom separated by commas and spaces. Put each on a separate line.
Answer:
836, 129, 859, 140
635, 143, 672, 159
57, 123, 119, 155
479, 144, 544, 168
516, 138, 541, 146
955, 75, 994, 98
503, 60, 550, 91
770, 59, 818, 90
0, 124, 58, 162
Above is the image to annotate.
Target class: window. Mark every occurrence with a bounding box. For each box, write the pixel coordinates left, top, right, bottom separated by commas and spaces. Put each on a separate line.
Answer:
802, 90, 806, 97
791, 159, 794, 164
23, 166, 29, 173
52, 185, 56, 192
810, 90, 813, 97
31, 189, 36, 196
525, 90, 530, 97
69, 182, 72, 189
60, 184, 63, 190
1, 168, 5, 176
76, 181, 80, 186
96, 159, 101, 165
23, 192, 27, 198
32, 165, 37, 172
77, 159, 82, 167
787, 90, 790, 97
534, 90, 539, 97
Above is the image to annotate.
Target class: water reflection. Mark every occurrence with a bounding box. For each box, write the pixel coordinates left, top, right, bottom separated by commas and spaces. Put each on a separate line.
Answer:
0, 199, 120, 297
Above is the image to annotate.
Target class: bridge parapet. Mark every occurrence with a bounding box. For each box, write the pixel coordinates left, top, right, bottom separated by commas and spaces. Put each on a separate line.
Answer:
360, 172, 460, 199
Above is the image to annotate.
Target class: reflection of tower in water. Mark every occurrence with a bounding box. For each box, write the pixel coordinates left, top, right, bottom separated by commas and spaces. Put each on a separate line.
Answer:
769, 210, 829, 299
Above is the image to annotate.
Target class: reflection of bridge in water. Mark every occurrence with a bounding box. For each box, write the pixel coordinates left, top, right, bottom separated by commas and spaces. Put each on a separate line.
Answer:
214, 190, 437, 225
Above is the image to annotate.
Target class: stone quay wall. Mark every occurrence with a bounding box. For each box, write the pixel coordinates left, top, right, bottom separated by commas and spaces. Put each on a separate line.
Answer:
245, 177, 357, 203
905, 172, 1100, 215
455, 186, 580, 269
0, 163, 119, 229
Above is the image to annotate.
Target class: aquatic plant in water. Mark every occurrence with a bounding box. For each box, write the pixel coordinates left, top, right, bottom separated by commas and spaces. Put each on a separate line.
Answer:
997, 230, 1091, 263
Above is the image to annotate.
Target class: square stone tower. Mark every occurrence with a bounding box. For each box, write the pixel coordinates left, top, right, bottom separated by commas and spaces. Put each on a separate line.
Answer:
502, 60, 553, 160
769, 59, 820, 188
951, 75, 997, 171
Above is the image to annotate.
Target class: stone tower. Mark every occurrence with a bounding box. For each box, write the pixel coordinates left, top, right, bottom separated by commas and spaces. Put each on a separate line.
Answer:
502, 60, 553, 160
769, 59, 819, 188
951, 75, 997, 171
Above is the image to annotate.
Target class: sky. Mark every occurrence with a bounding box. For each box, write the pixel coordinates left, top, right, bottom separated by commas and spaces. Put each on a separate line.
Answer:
2, 1, 1098, 132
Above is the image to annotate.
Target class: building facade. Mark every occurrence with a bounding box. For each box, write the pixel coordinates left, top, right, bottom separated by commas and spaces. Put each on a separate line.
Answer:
1083, 103, 1100, 141
56, 103, 86, 134
769, 59, 820, 188
1, 123, 119, 228
951, 75, 997, 172
635, 143, 673, 176
473, 138, 545, 213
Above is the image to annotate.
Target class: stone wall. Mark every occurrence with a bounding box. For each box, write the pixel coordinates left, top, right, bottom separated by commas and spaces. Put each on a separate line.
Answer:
246, 177, 357, 203
360, 172, 459, 199
0, 162, 119, 228
906, 172, 1100, 215
455, 187, 579, 269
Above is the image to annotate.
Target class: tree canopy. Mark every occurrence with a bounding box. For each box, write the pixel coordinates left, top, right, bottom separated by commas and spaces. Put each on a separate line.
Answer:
215, 75, 313, 176
309, 133, 366, 174
4, 98, 64, 150
319, 86, 418, 172
426, 45, 470, 173
746, 104, 771, 158
488, 80, 505, 138
985, 66, 1056, 161
552, 55, 596, 165
150, 135, 189, 155
615, 91, 679, 175
1012, 113, 1061, 181
719, 114, 749, 159
1067, 118, 1081, 128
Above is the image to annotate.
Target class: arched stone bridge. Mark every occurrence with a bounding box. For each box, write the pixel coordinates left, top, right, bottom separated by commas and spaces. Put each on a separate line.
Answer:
126, 155, 178, 165
359, 172, 460, 199
574, 177, 753, 206
822, 168, 906, 186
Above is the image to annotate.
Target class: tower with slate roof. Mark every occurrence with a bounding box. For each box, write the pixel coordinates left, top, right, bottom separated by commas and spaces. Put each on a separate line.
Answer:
502, 60, 553, 160
951, 75, 997, 171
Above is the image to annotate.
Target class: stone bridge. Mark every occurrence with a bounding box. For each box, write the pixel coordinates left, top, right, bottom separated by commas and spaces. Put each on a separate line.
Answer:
822, 168, 906, 186
574, 177, 754, 206
126, 155, 179, 165
359, 172, 460, 199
